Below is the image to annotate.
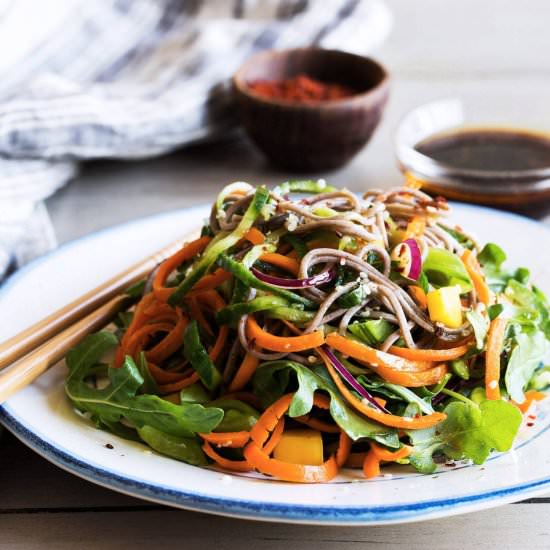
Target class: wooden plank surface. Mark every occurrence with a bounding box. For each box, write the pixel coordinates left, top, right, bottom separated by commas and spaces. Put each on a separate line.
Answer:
4, 0, 550, 547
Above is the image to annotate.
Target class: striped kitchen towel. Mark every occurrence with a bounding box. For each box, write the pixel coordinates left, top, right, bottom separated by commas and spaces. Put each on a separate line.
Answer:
0, 0, 391, 280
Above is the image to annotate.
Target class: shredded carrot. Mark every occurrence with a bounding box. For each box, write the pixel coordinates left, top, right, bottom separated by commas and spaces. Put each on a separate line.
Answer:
199, 431, 250, 448
202, 441, 252, 472
408, 285, 428, 309
362, 449, 382, 478
295, 393, 340, 433
286, 250, 299, 260
295, 415, 341, 433
147, 362, 190, 384
262, 418, 285, 456
335, 431, 352, 467
326, 333, 434, 373
388, 343, 470, 362
153, 236, 211, 302
513, 390, 547, 413
243, 393, 347, 483
157, 371, 201, 394
246, 315, 324, 353
374, 397, 387, 408
125, 322, 173, 359
146, 315, 189, 364
185, 295, 213, 336
318, 347, 446, 429
362, 360, 448, 388
115, 293, 158, 367
363, 442, 411, 479
193, 268, 232, 291
244, 438, 338, 482
404, 216, 426, 240
485, 317, 507, 400
461, 249, 493, 306
259, 252, 300, 276
190, 290, 228, 361
243, 227, 265, 246
228, 352, 259, 392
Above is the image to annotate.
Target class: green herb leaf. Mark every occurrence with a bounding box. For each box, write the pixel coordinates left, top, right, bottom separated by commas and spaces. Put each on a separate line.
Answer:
137, 425, 207, 466
65, 333, 223, 438
253, 361, 399, 447
423, 248, 473, 293
505, 331, 548, 403
337, 285, 366, 308
408, 399, 522, 473
183, 321, 222, 391
208, 398, 260, 432
358, 375, 435, 414
348, 319, 395, 346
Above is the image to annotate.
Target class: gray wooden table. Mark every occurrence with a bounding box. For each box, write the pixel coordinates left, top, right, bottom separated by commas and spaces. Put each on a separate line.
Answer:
3, 1, 550, 547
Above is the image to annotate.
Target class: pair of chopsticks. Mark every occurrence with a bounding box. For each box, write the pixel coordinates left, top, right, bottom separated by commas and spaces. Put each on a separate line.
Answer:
0, 235, 193, 404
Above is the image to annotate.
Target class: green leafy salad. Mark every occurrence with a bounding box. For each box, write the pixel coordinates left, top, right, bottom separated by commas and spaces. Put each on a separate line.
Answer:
64, 182, 550, 482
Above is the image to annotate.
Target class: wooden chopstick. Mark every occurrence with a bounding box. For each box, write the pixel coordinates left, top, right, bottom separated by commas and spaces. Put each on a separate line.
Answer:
0, 235, 194, 372
0, 294, 132, 404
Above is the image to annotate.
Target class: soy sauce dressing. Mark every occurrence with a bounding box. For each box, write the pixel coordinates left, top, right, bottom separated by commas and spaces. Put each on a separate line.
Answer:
415, 128, 550, 172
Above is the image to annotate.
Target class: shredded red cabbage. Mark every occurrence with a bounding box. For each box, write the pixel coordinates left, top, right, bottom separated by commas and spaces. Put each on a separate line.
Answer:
321, 345, 389, 413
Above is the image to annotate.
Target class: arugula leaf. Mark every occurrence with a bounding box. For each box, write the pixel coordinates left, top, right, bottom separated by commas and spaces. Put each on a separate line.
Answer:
137, 425, 207, 466
357, 375, 435, 414
478, 243, 506, 269
253, 361, 399, 447
136, 352, 158, 394
183, 321, 222, 391
180, 383, 210, 404
409, 399, 522, 473
207, 398, 260, 432
65, 333, 223, 437
465, 309, 489, 350
505, 331, 549, 403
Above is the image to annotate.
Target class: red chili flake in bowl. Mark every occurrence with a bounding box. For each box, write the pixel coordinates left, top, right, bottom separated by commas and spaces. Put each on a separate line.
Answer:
247, 74, 356, 103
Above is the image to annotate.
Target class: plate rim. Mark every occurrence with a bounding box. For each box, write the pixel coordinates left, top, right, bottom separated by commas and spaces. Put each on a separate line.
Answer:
2, 201, 550, 525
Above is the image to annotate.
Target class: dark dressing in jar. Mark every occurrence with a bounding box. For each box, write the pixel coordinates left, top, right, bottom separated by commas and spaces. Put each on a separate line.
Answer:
415, 128, 550, 172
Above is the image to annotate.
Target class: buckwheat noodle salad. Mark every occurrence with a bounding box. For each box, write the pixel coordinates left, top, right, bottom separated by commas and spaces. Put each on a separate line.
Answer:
65, 181, 550, 482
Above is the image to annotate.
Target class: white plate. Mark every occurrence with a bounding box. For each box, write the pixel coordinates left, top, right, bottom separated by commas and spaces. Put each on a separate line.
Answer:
1, 203, 550, 525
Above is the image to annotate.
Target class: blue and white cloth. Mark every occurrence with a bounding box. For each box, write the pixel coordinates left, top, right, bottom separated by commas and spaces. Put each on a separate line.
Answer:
0, 0, 391, 280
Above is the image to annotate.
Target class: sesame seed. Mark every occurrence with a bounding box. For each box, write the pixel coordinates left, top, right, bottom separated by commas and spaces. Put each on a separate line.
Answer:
488, 380, 498, 389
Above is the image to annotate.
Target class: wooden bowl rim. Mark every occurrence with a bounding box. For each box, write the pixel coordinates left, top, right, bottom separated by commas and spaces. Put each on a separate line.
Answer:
232, 47, 390, 110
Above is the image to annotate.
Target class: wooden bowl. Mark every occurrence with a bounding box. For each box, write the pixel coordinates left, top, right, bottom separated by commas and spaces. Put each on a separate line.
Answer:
233, 48, 390, 171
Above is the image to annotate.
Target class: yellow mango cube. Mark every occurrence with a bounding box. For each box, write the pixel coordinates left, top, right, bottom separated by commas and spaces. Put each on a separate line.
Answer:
427, 286, 463, 328
273, 429, 323, 466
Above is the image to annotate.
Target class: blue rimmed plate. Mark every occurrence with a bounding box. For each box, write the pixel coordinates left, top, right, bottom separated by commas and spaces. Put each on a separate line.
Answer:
1, 203, 549, 525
